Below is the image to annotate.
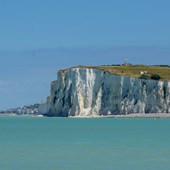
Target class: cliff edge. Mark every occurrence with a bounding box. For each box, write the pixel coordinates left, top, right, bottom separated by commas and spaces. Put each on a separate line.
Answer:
39, 66, 170, 117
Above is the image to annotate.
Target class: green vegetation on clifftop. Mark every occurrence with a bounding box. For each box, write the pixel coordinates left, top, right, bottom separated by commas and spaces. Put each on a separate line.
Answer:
99, 65, 170, 81
67, 65, 170, 81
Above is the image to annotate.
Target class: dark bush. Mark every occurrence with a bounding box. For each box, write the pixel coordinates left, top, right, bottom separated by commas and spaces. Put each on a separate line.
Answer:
151, 74, 161, 80
111, 64, 121, 66
154, 65, 170, 67
139, 75, 149, 80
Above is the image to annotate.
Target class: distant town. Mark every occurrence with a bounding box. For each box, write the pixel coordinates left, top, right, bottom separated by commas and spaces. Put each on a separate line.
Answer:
0, 104, 40, 115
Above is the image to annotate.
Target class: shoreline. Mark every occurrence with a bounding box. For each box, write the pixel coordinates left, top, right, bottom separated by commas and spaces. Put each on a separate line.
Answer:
1, 113, 170, 118
69, 113, 170, 118
0, 113, 44, 117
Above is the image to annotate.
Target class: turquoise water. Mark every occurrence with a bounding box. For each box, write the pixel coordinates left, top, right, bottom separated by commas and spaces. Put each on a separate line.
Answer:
0, 116, 170, 170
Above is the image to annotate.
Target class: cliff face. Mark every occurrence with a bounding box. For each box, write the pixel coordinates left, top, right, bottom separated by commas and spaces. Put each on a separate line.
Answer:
43, 68, 170, 116
38, 96, 51, 115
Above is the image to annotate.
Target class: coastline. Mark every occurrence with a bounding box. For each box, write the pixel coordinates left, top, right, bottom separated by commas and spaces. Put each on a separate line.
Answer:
0, 113, 44, 117
69, 113, 170, 118
1, 113, 170, 118
110, 113, 170, 118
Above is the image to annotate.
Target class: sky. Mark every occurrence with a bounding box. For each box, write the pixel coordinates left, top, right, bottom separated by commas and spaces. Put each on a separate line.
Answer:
0, 0, 170, 109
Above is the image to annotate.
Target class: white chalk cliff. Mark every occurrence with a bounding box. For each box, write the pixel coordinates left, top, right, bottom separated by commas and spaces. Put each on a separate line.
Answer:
39, 68, 170, 116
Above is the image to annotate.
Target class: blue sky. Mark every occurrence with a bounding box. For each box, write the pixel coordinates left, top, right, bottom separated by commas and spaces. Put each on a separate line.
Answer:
0, 0, 170, 109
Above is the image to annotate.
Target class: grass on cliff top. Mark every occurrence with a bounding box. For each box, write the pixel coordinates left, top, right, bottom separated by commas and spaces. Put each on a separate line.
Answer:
70, 65, 170, 81
100, 65, 170, 81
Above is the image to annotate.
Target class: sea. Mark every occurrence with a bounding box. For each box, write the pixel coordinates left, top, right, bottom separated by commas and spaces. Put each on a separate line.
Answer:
0, 116, 170, 170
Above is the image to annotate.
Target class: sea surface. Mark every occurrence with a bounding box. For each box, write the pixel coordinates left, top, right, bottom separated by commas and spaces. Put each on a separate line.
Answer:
0, 116, 170, 170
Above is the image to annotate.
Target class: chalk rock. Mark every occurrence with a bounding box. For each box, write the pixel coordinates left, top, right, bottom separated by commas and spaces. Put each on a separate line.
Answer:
40, 68, 170, 116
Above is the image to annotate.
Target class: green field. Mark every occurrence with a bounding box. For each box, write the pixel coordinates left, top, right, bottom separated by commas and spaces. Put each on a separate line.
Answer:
69, 65, 170, 81
99, 65, 170, 81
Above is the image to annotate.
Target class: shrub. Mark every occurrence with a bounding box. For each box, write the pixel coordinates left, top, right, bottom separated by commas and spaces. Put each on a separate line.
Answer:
154, 65, 170, 68
151, 74, 161, 80
139, 75, 149, 80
